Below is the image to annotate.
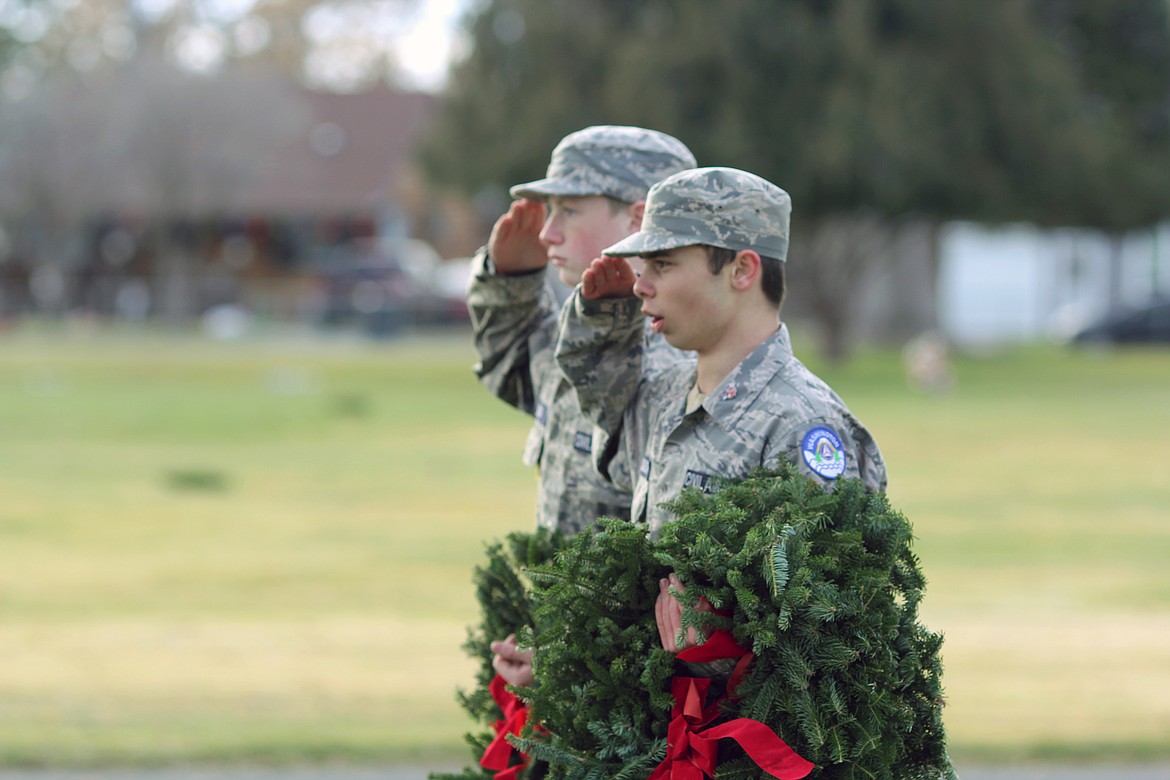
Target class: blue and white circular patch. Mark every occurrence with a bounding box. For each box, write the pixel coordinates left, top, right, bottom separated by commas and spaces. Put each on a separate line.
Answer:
800, 426, 846, 480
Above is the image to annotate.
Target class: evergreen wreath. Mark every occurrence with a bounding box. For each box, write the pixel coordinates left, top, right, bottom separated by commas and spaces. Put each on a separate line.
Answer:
435, 465, 956, 780
432, 528, 564, 780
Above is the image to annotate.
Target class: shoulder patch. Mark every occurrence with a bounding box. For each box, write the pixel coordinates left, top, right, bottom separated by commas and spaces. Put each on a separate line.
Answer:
535, 401, 549, 426
800, 426, 846, 480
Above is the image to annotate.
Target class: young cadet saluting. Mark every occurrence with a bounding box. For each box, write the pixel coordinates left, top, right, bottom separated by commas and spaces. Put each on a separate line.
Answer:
470, 127, 695, 686
556, 166, 888, 658
468, 125, 696, 536
555, 166, 887, 539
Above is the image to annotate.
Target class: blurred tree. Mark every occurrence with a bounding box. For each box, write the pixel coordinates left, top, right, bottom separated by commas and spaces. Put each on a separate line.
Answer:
0, 0, 425, 96
420, 0, 1170, 359
0, 19, 14, 67
417, 0, 644, 207
1034, 0, 1170, 309
1035, 0, 1170, 230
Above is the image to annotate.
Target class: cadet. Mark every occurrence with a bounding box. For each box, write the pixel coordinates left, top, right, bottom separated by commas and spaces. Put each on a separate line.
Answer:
472, 126, 695, 687
555, 166, 887, 538
468, 125, 696, 536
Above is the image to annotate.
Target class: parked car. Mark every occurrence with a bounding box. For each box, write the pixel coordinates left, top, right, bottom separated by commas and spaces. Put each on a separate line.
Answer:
1071, 298, 1170, 345
311, 238, 469, 336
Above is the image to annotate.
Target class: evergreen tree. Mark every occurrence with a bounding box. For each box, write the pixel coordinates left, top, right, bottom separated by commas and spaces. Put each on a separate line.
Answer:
1033, 0, 1170, 230
419, 0, 647, 201
419, 0, 1170, 359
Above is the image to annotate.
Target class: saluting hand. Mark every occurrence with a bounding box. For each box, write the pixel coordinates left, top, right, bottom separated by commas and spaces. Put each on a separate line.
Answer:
488, 199, 548, 274
581, 255, 637, 300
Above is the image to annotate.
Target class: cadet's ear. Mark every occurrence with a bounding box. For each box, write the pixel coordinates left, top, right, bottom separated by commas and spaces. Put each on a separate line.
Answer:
729, 250, 761, 292
628, 200, 646, 231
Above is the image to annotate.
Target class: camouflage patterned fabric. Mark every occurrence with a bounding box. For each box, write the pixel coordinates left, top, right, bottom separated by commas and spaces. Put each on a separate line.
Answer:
469, 126, 695, 535
510, 125, 697, 204
467, 251, 628, 534
558, 299, 887, 534
604, 166, 792, 261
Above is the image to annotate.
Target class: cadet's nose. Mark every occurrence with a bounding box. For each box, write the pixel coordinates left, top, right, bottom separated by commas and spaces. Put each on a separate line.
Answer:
538, 217, 561, 247
633, 273, 652, 299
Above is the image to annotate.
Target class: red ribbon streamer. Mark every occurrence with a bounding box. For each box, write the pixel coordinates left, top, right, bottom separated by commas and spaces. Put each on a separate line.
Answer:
480, 675, 531, 780
650, 633, 815, 780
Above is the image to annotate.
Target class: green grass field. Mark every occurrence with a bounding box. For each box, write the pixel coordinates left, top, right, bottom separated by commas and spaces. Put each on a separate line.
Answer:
1, 324, 1168, 767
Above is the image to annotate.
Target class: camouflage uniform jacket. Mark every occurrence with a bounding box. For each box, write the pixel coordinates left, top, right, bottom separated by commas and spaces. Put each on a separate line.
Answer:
468, 247, 637, 534
556, 292, 888, 536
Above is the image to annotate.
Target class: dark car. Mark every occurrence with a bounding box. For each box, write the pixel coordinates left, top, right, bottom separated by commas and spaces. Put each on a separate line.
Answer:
312, 238, 469, 336
1071, 298, 1170, 345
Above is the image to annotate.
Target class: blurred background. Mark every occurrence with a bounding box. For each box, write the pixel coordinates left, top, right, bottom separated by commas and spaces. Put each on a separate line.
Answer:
0, 0, 1167, 350
0, 0, 1168, 774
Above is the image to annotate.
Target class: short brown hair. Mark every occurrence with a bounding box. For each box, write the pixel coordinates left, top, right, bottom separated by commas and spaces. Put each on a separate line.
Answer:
704, 246, 785, 307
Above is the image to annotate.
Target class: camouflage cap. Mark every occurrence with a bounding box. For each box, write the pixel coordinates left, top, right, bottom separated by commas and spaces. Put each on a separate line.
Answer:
509, 125, 696, 203
602, 167, 792, 262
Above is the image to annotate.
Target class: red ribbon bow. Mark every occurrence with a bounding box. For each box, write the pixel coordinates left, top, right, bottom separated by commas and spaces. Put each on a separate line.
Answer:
648, 631, 815, 780
479, 675, 531, 780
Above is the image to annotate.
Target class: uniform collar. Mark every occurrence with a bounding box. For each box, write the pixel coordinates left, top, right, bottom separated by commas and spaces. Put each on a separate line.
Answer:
696, 324, 794, 430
